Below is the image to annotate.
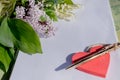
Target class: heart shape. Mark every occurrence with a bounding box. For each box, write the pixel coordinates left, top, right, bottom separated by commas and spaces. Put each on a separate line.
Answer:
72, 45, 110, 78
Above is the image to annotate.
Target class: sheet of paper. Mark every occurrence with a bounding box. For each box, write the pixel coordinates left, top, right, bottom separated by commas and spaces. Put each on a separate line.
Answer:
11, 0, 120, 80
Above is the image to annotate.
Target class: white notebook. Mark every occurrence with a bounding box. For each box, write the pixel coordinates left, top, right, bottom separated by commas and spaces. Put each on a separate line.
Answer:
11, 0, 120, 80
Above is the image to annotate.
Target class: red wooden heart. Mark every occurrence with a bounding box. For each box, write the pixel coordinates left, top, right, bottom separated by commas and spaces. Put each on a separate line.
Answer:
72, 45, 110, 78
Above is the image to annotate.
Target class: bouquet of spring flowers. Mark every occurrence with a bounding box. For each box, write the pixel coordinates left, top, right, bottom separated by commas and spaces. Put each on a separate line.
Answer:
0, 0, 79, 79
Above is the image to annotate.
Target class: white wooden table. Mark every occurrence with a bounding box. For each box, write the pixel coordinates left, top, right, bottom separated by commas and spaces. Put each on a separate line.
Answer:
11, 0, 120, 80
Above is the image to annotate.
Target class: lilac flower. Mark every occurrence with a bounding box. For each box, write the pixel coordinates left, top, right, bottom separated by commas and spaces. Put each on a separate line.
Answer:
15, 0, 56, 38
15, 6, 25, 19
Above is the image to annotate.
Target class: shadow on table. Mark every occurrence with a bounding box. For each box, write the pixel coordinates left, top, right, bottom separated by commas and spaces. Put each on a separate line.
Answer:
55, 53, 74, 71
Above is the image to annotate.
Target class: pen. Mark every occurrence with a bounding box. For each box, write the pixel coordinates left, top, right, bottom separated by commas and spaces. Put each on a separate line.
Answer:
66, 42, 120, 70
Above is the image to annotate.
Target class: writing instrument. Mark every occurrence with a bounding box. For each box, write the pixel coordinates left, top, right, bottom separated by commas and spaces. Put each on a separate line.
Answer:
66, 42, 120, 70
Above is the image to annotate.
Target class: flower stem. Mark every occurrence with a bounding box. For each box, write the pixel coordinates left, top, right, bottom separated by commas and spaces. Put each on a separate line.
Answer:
1, 49, 19, 80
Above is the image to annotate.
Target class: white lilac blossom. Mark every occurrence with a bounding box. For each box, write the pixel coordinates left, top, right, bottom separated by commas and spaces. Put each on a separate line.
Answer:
0, 1, 4, 15
15, 0, 56, 38
0, 1, 11, 16
54, 3, 80, 21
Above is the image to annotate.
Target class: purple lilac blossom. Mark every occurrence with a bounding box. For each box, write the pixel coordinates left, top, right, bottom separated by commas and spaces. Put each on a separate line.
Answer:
15, 0, 56, 38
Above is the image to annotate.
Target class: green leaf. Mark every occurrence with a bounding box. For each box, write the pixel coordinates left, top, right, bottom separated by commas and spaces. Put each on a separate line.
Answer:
45, 9, 58, 21
0, 62, 6, 73
0, 17, 14, 47
45, 0, 73, 4
0, 45, 11, 72
40, 16, 47, 22
21, 0, 28, 5
9, 48, 15, 57
8, 18, 42, 54
7, 48, 15, 60
64, 0, 73, 4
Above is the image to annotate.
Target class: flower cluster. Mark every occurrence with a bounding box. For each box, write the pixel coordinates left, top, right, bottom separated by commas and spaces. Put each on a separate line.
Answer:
54, 3, 80, 21
15, 0, 56, 38
0, 0, 80, 79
